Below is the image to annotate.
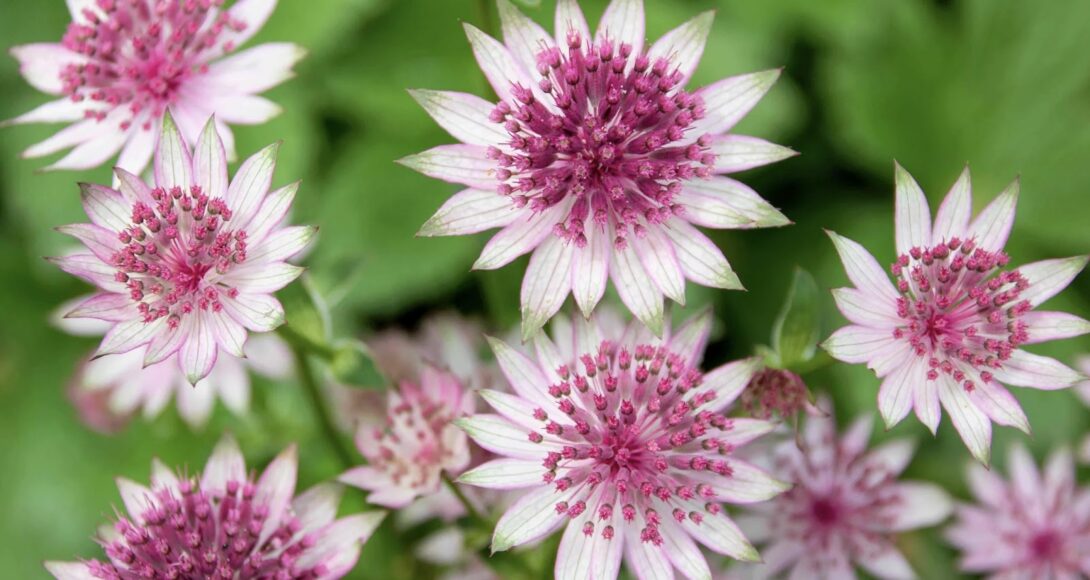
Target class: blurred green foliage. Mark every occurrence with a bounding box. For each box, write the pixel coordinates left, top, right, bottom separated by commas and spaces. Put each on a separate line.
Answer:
0, 0, 1088, 578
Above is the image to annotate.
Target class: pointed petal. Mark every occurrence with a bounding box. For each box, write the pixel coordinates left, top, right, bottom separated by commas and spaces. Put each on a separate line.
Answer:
98, 319, 163, 356
201, 434, 247, 495
245, 225, 315, 266
297, 512, 385, 575
463, 23, 534, 105
827, 231, 899, 301
832, 288, 903, 328
199, 43, 303, 95
408, 89, 506, 147
679, 502, 759, 561
708, 134, 797, 174
822, 325, 897, 364
878, 358, 924, 429
971, 379, 1029, 433
932, 166, 971, 243
992, 350, 1083, 390
611, 244, 664, 336
292, 483, 344, 534
80, 183, 130, 232
632, 226, 686, 305
218, 0, 278, 54
678, 177, 789, 229
868, 438, 915, 475
623, 525, 674, 580
455, 414, 550, 460
222, 262, 304, 293
491, 485, 571, 552
857, 547, 916, 580
646, 11, 714, 86
45, 562, 95, 580
154, 111, 192, 191
659, 519, 712, 580
457, 458, 544, 489
556, 511, 623, 580
698, 459, 790, 504
595, 0, 645, 52
571, 222, 610, 316
967, 179, 1019, 252
4, 97, 84, 126
68, 293, 132, 322
692, 69, 780, 137
486, 337, 555, 410
49, 253, 121, 290
179, 318, 217, 384
666, 307, 713, 367
57, 223, 121, 263
209, 312, 246, 358
115, 121, 156, 175
555, 0, 591, 46
116, 477, 153, 522
1022, 311, 1090, 344
913, 376, 941, 435
521, 236, 574, 340
418, 188, 517, 237
701, 357, 762, 412
479, 388, 555, 430
193, 117, 229, 200
244, 181, 299, 244
661, 218, 742, 289
399, 144, 497, 190
474, 201, 568, 270
1017, 256, 1088, 307
255, 444, 299, 545
221, 293, 285, 332
10, 43, 83, 94
939, 381, 992, 465
226, 142, 279, 227
498, 0, 555, 74
894, 162, 932, 255
45, 127, 128, 171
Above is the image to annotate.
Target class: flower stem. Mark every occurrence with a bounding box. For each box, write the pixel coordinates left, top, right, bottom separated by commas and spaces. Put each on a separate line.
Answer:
292, 345, 355, 469
476, 0, 496, 37
442, 471, 485, 522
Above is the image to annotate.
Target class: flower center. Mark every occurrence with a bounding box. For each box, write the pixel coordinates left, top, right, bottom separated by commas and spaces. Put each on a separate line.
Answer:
810, 497, 840, 525
740, 368, 809, 420
59, 0, 247, 129
111, 185, 247, 328
1030, 529, 1062, 561
889, 238, 1031, 392
529, 340, 742, 546
368, 390, 460, 491
489, 32, 716, 251
87, 478, 326, 579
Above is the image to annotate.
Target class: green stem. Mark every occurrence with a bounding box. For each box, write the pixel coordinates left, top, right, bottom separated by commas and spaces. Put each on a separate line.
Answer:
279, 324, 337, 360
477, 0, 496, 37
291, 345, 355, 469
442, 472, 485, 522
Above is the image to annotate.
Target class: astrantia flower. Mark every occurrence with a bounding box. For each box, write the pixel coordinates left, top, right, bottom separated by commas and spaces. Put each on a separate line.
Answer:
407, 0, 793, 338
45, 435, 385, 579
340, 365, 474, 509
734, 407, 951, 579
367, 311, 497, 390
6, 0, 302, 173
455, 308, 788, 579
50, 112, 314, 384
946, 445, 1090, 577
739, 367, 820, 422
823, 164, 1090, 463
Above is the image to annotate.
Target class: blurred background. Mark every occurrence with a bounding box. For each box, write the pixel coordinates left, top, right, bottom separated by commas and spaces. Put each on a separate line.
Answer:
2, 0, 1090, 577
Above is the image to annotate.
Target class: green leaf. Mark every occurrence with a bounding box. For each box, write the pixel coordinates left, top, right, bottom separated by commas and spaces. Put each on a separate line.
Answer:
276, 275, 333, 358
770, 267, 820, 369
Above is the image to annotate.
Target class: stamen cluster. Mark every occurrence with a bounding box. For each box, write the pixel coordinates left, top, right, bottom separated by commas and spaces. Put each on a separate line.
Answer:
891, 238, 1030, 392
111, 185, 247, 329
488, 33, 715, 251
60, 0, 245, 129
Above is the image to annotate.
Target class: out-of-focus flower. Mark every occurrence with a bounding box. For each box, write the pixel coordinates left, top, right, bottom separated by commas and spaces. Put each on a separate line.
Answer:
735, 406, 951, 579
367, 311, 495, 390
946, 444, 1090, 578
50, 113, 314, 384
406, 0, 793, 338
824, 164, 1089, 463
739, 367, 820, 422
69, 334, 291, 431
6, 0, 302, 173
340, 366, 474, 509
45, 435, 384, 579
456, 308, 787, 579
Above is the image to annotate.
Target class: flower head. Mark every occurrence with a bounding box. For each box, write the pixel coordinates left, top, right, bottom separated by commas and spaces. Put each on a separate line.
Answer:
456, 308, 787, 579
946, 444, 1090, 578
50, 113, 314, 384
7, 0, 302, 173
367, 311, 497, 390
340, 366, 474, 509
736, 407, 951, 579
45, 435, 385, 580
823, 164, 1089, 463
407, 0, 793, 338
739, 367, 820, 422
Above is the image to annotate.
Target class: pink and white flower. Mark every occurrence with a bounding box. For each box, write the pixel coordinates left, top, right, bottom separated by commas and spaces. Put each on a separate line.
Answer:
367, 311, 497, 391
946, 444, 1090, 578
735, 406, 952, 579
340, 365, 474, 510
406, 0, 793, 338
6, 0, 302, 173
45, 435, 385, 579
823, 164, 1089, 463
455, 308, 787, 580
50, 112, 314, 385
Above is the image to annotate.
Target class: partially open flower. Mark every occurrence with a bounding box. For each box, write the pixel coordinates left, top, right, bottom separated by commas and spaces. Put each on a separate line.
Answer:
6, 0, 302, 173
456, 308, 787, 579
407, 0, 793, 338
340, 366, 474, 510
824, 164, 1089, 463
51, 113, 314, 385
739, 367, 819, 422
45, 435, 384, 579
